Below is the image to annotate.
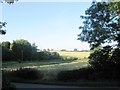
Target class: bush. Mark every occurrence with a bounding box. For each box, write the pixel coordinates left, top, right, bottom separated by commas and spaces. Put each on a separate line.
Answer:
62, 56, 78, 61
8, 68, 43, 80
110, 48, 120, 80
57, 67, 95, 81
89, 46, 113, 71
89, 46, 120, 80
35, 51, 61, 60
2, 72, 16, 90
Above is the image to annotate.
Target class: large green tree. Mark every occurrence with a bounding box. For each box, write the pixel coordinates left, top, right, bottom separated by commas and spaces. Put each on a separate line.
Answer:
78, 1, 120, 80
11, 39, 32, 61
78, 1, 120, 49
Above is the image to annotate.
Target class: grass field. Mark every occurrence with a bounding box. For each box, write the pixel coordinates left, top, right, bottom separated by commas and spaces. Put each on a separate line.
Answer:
56, 51, 90, 59
2, 51, 90, 81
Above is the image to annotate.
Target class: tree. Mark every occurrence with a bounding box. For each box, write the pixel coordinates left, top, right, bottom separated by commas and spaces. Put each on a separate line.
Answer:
2, 41, 14, 61
78, 1, 120, 49
31, 43, 37, 53
2, 46, 14, 61
0, 22, 7, 35
78, 1, 120, 80
1, 1, 18, 90
31, 43, 38, 60
74, 48, 77, 52
11, 39, 32, 61
2, 41, 11, 49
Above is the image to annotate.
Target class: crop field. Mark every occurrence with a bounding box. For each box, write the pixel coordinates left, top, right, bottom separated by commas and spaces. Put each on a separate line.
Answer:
56, 51, 90, 59
2, 51, 91, 80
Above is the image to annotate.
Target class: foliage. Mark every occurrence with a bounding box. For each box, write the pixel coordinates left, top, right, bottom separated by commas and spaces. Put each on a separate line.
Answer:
35, 51, 61, 60
89, 46, 113, 70
62, 56, 78, 61
2, 72, 16, 90
57, 67, 95, 81
0, 22, 7, 35
2, 46, 14, 61
11, 39, 32, 61
77, 1, 120, 81
1, 0, 18, 4
89, 46, 120, 80
7, 68, 43, 80
2, 39, 62, 61
0, 0, 19, 36
78, 1, 120, 49
2, 41, 11, 49
74, 48, 78, 51
31, 43, 38, 60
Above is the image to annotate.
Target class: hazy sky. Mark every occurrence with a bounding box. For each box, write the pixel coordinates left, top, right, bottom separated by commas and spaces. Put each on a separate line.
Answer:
0, 2, 94, 51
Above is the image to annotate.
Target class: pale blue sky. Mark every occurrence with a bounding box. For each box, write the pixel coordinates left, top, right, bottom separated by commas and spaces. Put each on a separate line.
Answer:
0, 2, 93, 51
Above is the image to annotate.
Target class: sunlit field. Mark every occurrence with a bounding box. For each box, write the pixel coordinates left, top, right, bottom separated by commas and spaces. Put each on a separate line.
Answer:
56, 51, 90, 59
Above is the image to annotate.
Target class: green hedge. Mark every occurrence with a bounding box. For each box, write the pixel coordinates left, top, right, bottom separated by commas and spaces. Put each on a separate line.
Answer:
57, 67, 95, 81
6, 68, 43, 80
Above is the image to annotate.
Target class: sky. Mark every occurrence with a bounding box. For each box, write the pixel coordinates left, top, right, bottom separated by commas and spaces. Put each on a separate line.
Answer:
0, 1, 95, 51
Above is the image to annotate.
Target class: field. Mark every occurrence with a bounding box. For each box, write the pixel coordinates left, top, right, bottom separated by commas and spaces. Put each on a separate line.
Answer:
2, 51, 90, 81
56, 51, 90, 59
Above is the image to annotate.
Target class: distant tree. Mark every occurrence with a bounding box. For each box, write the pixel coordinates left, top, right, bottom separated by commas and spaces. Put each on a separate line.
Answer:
74, 48, 77, 52
61, 49, 66, 51
43, 49, 46, 51
51, 49, 54, 51
31, 43, 37, 53
11, 39, 32, 61
2, 41, 11, 49
31, 43, 38, 60
47, 48, 50, 51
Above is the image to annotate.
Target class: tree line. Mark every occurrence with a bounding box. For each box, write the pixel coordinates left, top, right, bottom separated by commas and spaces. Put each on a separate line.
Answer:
2, 39, 61, 62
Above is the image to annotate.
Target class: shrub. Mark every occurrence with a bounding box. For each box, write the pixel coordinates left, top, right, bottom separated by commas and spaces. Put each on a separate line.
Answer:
89, 46, 113, 71
36, 51, 61, 60
2, 72, 16, 90
57, 67, 94, 81
89, 46, 120, 80
9, 68, 43, 80
62, 56, 78, 61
